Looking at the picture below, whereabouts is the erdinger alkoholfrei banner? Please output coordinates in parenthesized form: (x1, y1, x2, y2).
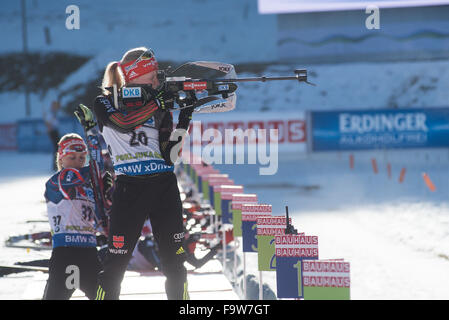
(311, 108, 449, 151)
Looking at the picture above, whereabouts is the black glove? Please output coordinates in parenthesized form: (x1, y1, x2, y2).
(177, 92, 196, 124)
(176, 104, 194, 130)
(74, 104, 96, 131)
(152, 89, 175, 111)
(179, 104, 194, 121)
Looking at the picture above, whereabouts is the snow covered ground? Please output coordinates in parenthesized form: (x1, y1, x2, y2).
(215, 149, 449, 300)
(1, 149, 449, 299)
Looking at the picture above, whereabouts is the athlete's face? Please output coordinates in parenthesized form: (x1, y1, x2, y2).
(60, 152, 87, 170)
(128, 70, 160, 89)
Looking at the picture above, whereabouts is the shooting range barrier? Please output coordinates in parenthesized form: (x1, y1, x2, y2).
(182, 154, 351, 300)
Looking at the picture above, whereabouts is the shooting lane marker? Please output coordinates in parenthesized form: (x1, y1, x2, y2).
(241, 204, 271, 299)
(231, 194, 258, 238)
(302, 260, 350, 300)
(256, 215, 291, 299)
(275, 234, 319, 299)
(192, 164, 218, 194)
(222, 227, 226, 273)
(231, 194, 258, 298)
(218, 185, 244, 224)
(217, 187, 245, 285)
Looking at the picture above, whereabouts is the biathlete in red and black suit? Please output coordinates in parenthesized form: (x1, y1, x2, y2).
(92, 47, 194, 300)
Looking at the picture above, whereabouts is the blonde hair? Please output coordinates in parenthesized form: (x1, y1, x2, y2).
(56, 133, 85, 171)
(101, 47, 150, 95)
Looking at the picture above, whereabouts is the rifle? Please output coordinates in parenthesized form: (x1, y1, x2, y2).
(108, 61, 314, 113)
(76, 105, 113, 235)
(0, 264, 49, 277)
(285, 206, 298, 235)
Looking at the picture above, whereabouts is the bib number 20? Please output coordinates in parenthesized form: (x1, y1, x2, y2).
(129, 131, 148, 146)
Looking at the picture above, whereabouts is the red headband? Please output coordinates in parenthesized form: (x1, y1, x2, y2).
(58, 138, 87, 159)
(118, 53, 158, 83)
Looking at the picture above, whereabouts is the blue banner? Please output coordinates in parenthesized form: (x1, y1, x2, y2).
(311, 108, 449, 151)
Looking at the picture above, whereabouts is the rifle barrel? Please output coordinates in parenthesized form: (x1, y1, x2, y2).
(215, 76, 303, 83)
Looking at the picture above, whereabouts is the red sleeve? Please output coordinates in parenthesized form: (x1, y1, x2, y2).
(93, 95, 158, 133)
(58, 168, 88, 200)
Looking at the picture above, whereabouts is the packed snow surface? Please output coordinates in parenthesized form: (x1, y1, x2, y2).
(1, 149, 449, 299)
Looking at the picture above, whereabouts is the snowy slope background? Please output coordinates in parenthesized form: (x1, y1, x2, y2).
(1, 0, 449, 121)
(1, 0, 449, 300)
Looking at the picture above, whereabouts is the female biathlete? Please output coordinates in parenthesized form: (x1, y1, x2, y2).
(87, 47, 194, 300)
(43, 133, 112, 300)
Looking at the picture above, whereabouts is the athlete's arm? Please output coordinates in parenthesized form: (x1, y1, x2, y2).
(57, 167, 90, 200)
(93, 95, 158, 133)
(159, 108, 193, 166)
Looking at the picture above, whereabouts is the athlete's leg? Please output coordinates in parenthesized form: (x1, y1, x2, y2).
(148, 173, 188, 300)
(42, 248, 75, 300)
(96, 178, 147, 300)
(78, 248, 103, 300)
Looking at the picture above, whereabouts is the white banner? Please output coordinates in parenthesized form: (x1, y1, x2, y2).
(182, 111, 307, 153)
(258, 0, 449, 14)
(178, 111, 306, 175)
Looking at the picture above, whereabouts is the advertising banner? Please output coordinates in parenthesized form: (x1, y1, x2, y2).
(182, 111, 307, 156)
(311, 108, 449, 151)
(231, 194, 258, 237)
(215, 185, 244, 223)
(258, 0, 449, 14)
(275, 235, 319, 298)
(302, 260, 351, 300)
(241, 204, 271, 251)
(257, 216, 291, 271)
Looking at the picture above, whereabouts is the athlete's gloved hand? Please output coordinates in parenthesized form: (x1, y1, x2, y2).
(179, 104, 194, 122)
(151, 89, 175, 111)
(178, 92, 196, 125)
(74, 104, 97, 130)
